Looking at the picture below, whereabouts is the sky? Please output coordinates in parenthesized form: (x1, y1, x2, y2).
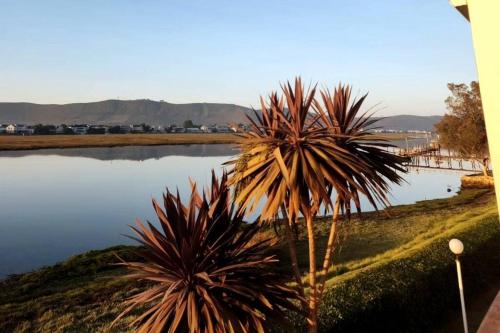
(0, 0, 477, 116)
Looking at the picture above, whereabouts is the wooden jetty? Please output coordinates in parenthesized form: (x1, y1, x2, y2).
(389, 143, 481, 172)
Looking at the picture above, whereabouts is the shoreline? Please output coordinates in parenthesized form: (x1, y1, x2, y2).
(0, 132, 426, 151)
(0, 133, 242, 151)
(1, 190, 497, 332)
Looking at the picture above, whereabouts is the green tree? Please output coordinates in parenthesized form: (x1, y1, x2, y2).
(183, 119, 194, 128)
(33, 124, 56, 135)
(435, 81, 489, 175)
(108, 126, 122, 134)
(60, 124, 74, 135)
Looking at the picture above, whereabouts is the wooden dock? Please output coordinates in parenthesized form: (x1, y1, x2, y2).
(389, 143, 482, 173)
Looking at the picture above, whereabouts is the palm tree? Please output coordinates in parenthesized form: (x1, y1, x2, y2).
(227, 78, 407, 332)
(113, 171, 301, 333)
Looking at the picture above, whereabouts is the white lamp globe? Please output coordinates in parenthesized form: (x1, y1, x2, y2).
(449, 239, 464, 255)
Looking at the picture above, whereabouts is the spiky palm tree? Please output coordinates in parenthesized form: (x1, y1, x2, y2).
(113, 171, 301, 333)
(227, 78, 407, 332)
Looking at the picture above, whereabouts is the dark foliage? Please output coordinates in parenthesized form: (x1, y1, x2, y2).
(313, 217, 500, 333)
(435, 81, 489, 174)
(114, 171, 301, 333)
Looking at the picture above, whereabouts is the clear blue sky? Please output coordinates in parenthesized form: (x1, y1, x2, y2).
(0, 0, 477, 115)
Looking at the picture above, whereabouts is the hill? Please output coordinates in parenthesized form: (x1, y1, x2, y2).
(0, 100, 442, 130)
(375, 115, 442, 132)
(0, 100, 252, 126)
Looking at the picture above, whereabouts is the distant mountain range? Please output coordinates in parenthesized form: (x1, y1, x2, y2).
(0, 99, 442, 131)
(373, 115, 443, 132)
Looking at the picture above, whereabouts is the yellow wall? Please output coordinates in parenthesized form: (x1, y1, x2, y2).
(458, 0, 500, 211)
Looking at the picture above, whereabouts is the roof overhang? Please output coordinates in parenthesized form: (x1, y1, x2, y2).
(449, 0, 470, 21)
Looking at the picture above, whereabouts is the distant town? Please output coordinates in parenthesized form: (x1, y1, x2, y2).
(0, 121, 249, 135)
(0, 122, 432, 136)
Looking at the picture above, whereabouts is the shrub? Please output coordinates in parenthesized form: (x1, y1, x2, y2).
(287, 215, 500, 333)
(114, 171, 302, 332)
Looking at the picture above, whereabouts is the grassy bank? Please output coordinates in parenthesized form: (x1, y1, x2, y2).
(314, 191, 500, 333)
(0, 132, 423, 151)
(0, 133, 241, 151)
(0, 190, 498, 332)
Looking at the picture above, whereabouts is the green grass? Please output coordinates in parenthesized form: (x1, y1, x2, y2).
(0, 189, 498, 332)
(273, 189, 493, 283)
(315, 203, 500, 332)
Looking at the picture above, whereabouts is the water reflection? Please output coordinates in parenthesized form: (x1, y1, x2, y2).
(0, 144, 238, 161)
(0, 144, 468, 277)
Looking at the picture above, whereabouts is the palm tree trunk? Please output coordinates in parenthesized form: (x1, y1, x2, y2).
(317, 200, 341, 300)
(280, 206, 307, 308)
(306, 213, 318, 333)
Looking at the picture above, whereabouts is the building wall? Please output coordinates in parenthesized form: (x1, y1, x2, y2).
(464, 0, 500, 212)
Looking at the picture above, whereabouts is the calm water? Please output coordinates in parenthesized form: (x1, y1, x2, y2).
(0, 144, 468, 277)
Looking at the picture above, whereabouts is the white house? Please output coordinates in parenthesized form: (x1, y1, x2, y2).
(6, 124, 17, 134)
(131, 124, 145, 133)
(200, 125, 217, 133)
(6, 124, 34, 135)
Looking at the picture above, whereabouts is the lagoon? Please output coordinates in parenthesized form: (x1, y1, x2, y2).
(0, 144, 469, 277)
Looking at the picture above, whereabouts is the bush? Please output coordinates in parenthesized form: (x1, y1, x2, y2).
(308, 216, 500, 333)
(461, 173, 494, 189)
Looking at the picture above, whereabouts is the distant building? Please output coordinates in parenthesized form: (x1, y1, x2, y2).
(131, 124, 145, 133)
(70, 125, 89, 135)
(0, 124, 7, 134)
(6, 124, 17, 134)
(238, 124, 250, 132)
(55, 125, 67, 134)
(215, 125, 231, 133)
(200, 125, 217, 133)
(119, 125, 132, 133)
(22, 126, 35, 135)
(6, 124, 33, 135)
(87, 125, 107, 134)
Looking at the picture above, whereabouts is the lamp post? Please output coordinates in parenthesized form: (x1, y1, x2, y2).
(449, 238, 469, 333)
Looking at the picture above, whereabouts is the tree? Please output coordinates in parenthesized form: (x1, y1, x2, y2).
(87, 127, 105, 134)
(60, 124, 74, 135)
(108, 125, 122, 134)
(33, 124, 56, 135)
(227, 78, 406, 332)
(114, 171, 301, 332)
(435, 81, 489, 175)
(183, 119, 194, 128)
(139, 123, 152, 132)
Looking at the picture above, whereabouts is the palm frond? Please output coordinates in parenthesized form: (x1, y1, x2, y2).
(114, 171, 302, 333)
(227, 79, 407, 222)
